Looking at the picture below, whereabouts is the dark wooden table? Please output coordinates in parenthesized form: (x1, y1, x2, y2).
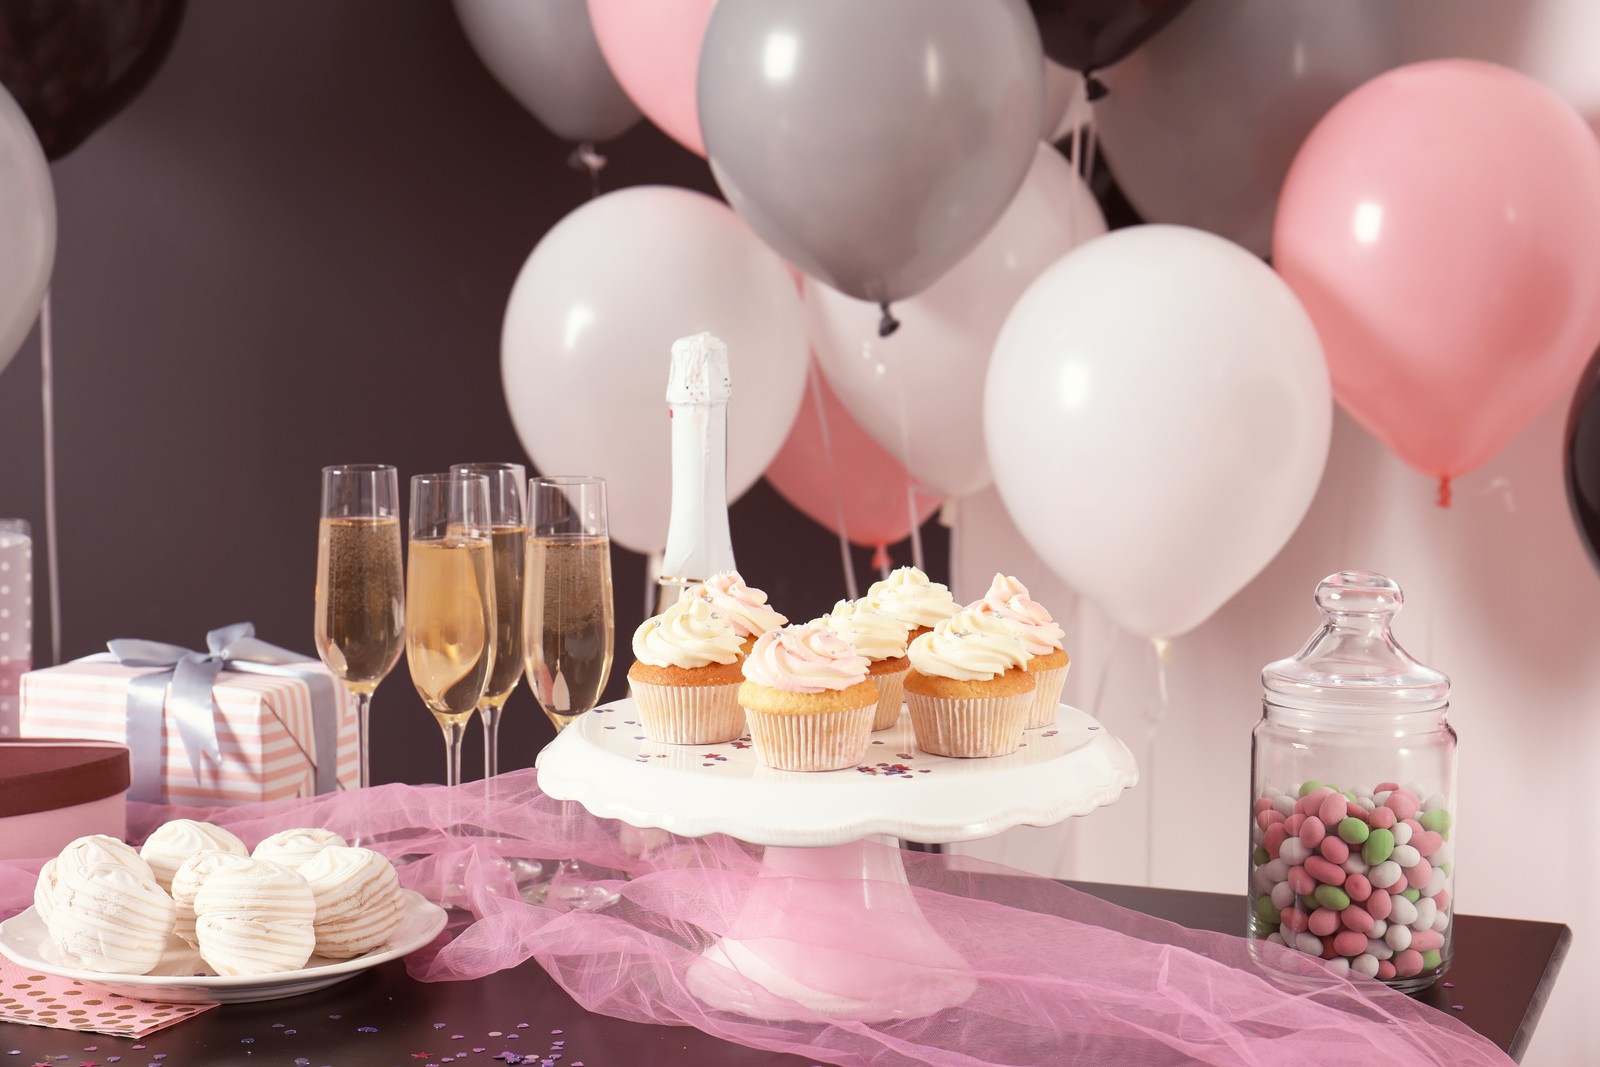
(0, 881, 1568, 1066)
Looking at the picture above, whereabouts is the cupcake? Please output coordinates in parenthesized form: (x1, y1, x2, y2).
(818, 599, 912, 731)
(738, 623, 878, 771)
(682, 570, 787, 653)
(865, 566, 958, 641)
(904, 609, 1034, 758)
(628, 595, 747, 744)
(971, 574, 1070, 729)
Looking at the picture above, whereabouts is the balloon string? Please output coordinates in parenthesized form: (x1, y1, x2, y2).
(40, 290, 61, 666)
(807, 361, 858, 600)
(1083, 108, 1100, 183)
(877, 302, 900, 338)
(907, 481, 925, 573)
(1435, 476, 1452, 509)
(1146, 637, 1173, 885)
(567, 142, 606, 199)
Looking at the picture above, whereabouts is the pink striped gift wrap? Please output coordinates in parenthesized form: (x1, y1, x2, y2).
(17, 660, 358, 805)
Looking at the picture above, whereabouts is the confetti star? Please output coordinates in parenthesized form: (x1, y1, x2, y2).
(414, 1054, 435, 1060)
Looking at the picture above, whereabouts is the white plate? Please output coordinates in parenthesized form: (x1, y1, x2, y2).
(0, 889, 447, 1003)
(536, 700, 1138, 847)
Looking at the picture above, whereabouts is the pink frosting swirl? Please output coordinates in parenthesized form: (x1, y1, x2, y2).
(973, 573, 1064, 656)
(740, 622, 870, 693)
(684, 571, 788, 638)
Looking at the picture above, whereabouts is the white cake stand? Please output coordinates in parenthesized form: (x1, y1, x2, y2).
(535, 698, 1137, 1023)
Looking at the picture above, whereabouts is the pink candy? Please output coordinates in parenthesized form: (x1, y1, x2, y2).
(1366, 889, 1393, 921)
(1376, 960, 1397, 981)
(1367, 806, 1397, 830)
(1434, 888, 1450, 913)
(1280, 907, 1309, 932)
(1413, 830, 1443, 858)
(1340, 906, 1374, 934)
(1383, 790, 1420, 822)
(1393, 949, 1424, 978)
(1304, 856, 1346, 886)
(1318, 793, 1348, 826)
(1299, 816, 1326, 849)
(1411, 929, 1443, 953)
(1309, 908, 1340, 936)
(1408, 857, 1434, 891)
(1344, 874, 1372, 903)
(1257, 808, 1285, 830)
(1286, 813, 1306, 835)
(1264, 824, 1287, 858)
(1288, 866, 1317, 895)
(1318, 836, 1349, 865)
(1333, 930, 1368, 957)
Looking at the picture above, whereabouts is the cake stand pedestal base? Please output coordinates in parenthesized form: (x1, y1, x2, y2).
(685, 838, 977, 1023)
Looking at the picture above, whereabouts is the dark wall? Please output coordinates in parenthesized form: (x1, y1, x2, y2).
(0, 0, 945, 785)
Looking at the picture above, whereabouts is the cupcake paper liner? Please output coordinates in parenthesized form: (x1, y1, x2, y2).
(1024, 664, 1070, 729)
(869, 666, 910, 731)
(629, 680, 744, 745)
(907, 691, 1031, 758)
(743, 702, 876, 772)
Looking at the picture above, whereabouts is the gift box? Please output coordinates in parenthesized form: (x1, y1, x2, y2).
(0, 739, 129, 859)
(17, 624, 358, 806)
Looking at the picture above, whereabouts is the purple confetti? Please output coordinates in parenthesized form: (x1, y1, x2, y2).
(329, 1014, 343, 1020)
(452, 1035, 465, 1040)
(153, 1056, 166, 1061)
(296, 1060, 311, 1066)
(435, 1023, 448, 1029)
(550, 1030, 563, 1036)
(473, 1049, 487, 1055)
(285, 1030, 297, 1036)
(241, 1037, 255, 1044)
(358, 1026, 379, 1033)
(1443, 981, 1455, 988)
(517, 1023, 529, 1029)
(1451, 1004, 1465, 1011)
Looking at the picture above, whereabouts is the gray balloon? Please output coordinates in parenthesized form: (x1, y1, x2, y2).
(1096, 0, 1401, 257)
(699, 0, 1043, 306)
(454, 0, 640, 143)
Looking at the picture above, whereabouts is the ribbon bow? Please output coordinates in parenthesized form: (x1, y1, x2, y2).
(103, 622, 341, 803)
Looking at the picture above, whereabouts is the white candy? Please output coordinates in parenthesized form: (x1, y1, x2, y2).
(1374, 790, 1391, 806)
(1420, 867, 1447, 898)
(1278, 839, 1311, 866)
(1388, 895, 1418, 928)
(1261, 858, 1289, 882)
(1324, 957, 1351, 978)
(1385, 923, 1412, 952)
(1433, 911, 1451, 933)
(1433, 841, 1454, 868)
(1413, 896, 1438, 931)
(1252, 867, 1275, 894)
(1368, 861, 1402, 889)
(1266, 931, 1286, 946)
(1370, 918, 1387, 938)
(1390, 843, 1420, 868)
(1391, 822, 1412, 847)
(1295, 932, 1324, 955)
(1423, 793, 1448, 813)
(1252, 824, 1265, 846)
(1351, 953, 1380, 978)
(1355, 794, 1376, 809)
(1342, 855, 1369, 876)
(1272, 795, 1297, 818)
(1366, 938, 1394, 960)
(1271, 881, 1295, 910)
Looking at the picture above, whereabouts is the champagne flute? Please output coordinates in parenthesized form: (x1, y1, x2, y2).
(315, 464, 404, 790)
(406, 472, 495, 788)
(449, 463, 526, 778)
(524, 476, 615, 909)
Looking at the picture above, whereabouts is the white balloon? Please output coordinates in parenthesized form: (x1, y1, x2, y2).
(807, 144, 1106, 499)
(0, 85, 54, 375)
(985, 225, 1331, 640)
(501, 186, 808, 554)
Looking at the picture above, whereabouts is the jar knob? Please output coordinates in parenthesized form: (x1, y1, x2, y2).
(1314, 571, 1403, 618)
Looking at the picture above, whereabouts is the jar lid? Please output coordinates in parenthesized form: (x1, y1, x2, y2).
(0, 739, 130, 817)
(1262, 571, 1449, 711)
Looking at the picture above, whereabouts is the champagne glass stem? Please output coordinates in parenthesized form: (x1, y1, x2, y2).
(440, 716, 467, 788)
(356, 691, 372, 789)
(480, 703, 502, 779)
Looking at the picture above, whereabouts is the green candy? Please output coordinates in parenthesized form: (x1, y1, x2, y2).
(1362, 827, 1395, 865)
(1256, 895, 1280, 925)
(1420, 808, 1452, 833)
(1402, 888, 1420, 903)
(1338, 817, 1370, 845)
(1301, 893, 1320, 911)
(1421, 949, 1442, 971)
(1342, 791, 1358, 803)
(1313, 885, 1351, 911)
(1254, 846, 1270, 866)
(1440, 862, 1452, 875)
(1298, 781, 1323, 798)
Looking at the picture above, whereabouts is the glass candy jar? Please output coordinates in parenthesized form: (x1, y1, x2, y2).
(1248, 571, 1455, 991)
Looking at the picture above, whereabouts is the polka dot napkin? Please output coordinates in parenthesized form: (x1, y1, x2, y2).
(0, 958, 214, 1037)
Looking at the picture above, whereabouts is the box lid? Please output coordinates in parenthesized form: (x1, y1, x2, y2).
(0, 739, 130, 817)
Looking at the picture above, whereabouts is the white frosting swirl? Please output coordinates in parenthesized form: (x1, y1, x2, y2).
(741, 622, 871, 693)
(866, 567, 958, 629)
(973, 573, 1065, 656)
(633, 595, 744, 669)
(819, 599, 910, 661)
(141, 819, 249, 892)
(682, 571, 787, 638)
(908, 609, 1030, 681)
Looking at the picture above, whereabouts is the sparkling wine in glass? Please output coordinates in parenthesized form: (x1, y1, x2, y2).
(524, 476, 616, 910)
(406, 472, 495, 788)
(315, 464, 405, 790)
(450, 463, 526, 778)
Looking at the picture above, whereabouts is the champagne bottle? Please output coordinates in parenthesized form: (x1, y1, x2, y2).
(656, 332, 737, 612)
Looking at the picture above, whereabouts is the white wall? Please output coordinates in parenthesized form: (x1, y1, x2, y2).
(950, 400, 1600, 1066)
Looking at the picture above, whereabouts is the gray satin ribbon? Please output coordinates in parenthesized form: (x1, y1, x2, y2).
(101, 622, 341, 803)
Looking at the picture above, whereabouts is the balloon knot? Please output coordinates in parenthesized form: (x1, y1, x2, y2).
(567, 141, 607, 198)
(877, 302, 900, 338)
(870, 544, 890, 571)
(1085, 74, 1109, 102)
(1436, 476, 1453, 508)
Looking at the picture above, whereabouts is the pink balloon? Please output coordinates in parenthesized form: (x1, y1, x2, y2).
(588, 0, 713, 156)
(1275, 60, 1600, 502)
(766, 363, 941, 553)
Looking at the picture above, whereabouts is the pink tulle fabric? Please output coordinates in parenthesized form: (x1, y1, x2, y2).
(0, 770, 1512, 1067)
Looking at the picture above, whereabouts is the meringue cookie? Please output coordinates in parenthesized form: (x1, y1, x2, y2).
(297, 846, 405, 958)
(47, 854, 175, 974)
(193, 858, 316, 975)
(251, 827, 347, 871)
(170, 850, 257, 949)
(140, 820, 248, 892)
(33, 858, 59, 926)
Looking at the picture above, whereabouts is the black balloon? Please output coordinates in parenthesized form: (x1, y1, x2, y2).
(0, 0, 185, 160)
(1565, 349, 1600, 575)
(1028, 0, 1192, 74)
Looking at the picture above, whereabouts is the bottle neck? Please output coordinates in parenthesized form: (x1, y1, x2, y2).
(659, 400, 736, 595)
